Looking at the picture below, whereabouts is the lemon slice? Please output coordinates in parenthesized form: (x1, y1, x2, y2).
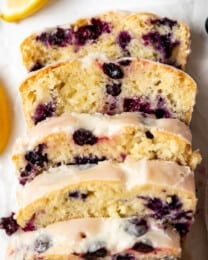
(0, 83, 11, 154)
(0, 0, 49, 22)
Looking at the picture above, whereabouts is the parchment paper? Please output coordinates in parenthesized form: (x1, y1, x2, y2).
(0, 0, 207, 259)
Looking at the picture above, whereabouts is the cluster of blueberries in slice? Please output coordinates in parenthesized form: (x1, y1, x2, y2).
(139, 195, 193, 235)
(142, 18, 179, 65)
(20, 144, 48, 185)
(33, 16, 180, 71)
(32, 60, 173, 125)
(32, 102, 55, 125)
(36, 18, 111, 48)
(0, 212, 36, 235)
(18, 127, 156, 185)
(19, 129, 101, 184)
(103, 62, 172, 118)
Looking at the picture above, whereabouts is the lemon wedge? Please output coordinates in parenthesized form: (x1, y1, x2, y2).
(0, 0, 49, 22)
(0, 83, 11, 154)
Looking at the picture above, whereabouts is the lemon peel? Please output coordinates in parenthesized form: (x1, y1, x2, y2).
(0, 0, 49, 22)
(0, 83, 11, 154)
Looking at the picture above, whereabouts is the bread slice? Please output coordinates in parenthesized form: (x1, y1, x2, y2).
(16, 159, 196, 233)
(12, 112, 201, 185)
(7, 218, 181, 259)
(20, 58, 196, 127)
(20, 11, 190, 71)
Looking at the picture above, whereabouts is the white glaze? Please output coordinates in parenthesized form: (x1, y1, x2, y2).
(13, 112, 192, 154)
(17, 159, 195, 211)
(7, 218, 181, 259)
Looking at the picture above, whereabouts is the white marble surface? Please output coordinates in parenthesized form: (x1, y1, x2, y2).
(0, 0, 208, 259)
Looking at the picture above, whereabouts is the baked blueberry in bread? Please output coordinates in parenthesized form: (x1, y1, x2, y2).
(7, 218, 181, 260)
(20, 11, 190, 71)
(19, 58, 196, 127)
(12, 112, 201, 185)
(16, 159, 196, 233)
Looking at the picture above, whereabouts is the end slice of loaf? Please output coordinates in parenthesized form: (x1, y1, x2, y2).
(12, 112, 201, 185)
(21, 11, 190, 71)
(20, 57, 196, 127)
(7, 218, 181, 260)
(16, 159, 196, 233)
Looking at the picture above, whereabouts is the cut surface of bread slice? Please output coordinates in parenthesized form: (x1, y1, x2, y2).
(7, 218, 181, 260)
(20, 58, 196, 127)
(20, 11, 190, 71)
(12, 112, 201, 185)
(16, 159, 196, 234)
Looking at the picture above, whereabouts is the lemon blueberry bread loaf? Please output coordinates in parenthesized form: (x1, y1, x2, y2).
(12, 112, 201, 185)
(20, 58, 196, 127)
(21, 11, 190, 71)
(7, 218, 181, 260)
(16, 159, 196, 234)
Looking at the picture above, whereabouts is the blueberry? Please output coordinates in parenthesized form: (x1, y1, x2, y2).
(168, 195, 182, 210)
(142, 32, 179, 60)
(103, 63, 124, 79)
(25, 164, 33, 172)
(73, 155, 106, 164)
(68, 191, 89, 200)
(34, 235, 52, 253)
(155, 108, 166, 119)
(25, 144, 48, 167)
(22, 217, 36, 232)
(151, 18, 177, 29)
(20, 164, 32, 177)
(106, 83, 122, 96)
(75, 18, 111, 46)
(113, 253, 135, 260)
(123, 97, 171, 119)
(75, 25, 96, 45)
(19, 165, 34, 185)
(33, 102, 55, 125)
(174, 222, 190, 236)
(125, 218, 148, 237)
(144, 197, 169, 216)
(0, 213, 19, 236)
(123, 98, 142, 112)
(123, 98, 152, 114)
(145, 131, 154, 139)
(30, 62, 43, 72)
(36, 19, 111, 47)
(117, 31, 132, 49)
(91, 18, 111, 34)
(83, 247, 108, 259)
(118, 59, 132, 66)
(138, 196, 169, 219)
(49, 28, 72, 46)
(36, 28, 73, 47)
(132, 242, 154, 253)
(174, 210, 192, 221)
(73, 129, 98, 146)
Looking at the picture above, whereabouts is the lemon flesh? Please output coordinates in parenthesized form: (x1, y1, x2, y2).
(0, 84, 11, 154)
(1, 0, 49, 22)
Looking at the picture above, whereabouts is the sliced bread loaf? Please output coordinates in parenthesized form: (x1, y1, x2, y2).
(20, 58, 196, 127)
(21, 11, 190, 71)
